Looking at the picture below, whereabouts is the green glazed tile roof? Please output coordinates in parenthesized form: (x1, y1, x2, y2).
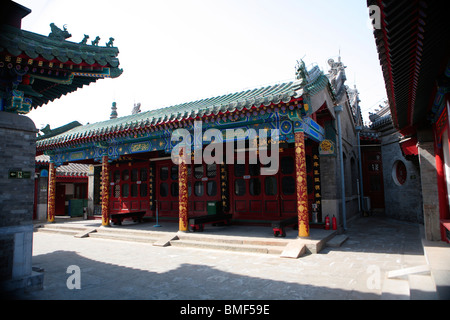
(0, 24, 122, 110)
(37, 81, 302, 148)
(0, 24, 120, 68)
(37, 65, 332, 149)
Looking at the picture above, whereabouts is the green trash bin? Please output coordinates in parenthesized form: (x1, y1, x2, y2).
(207, 201, 222, 215)
(69, 199, 84, 217)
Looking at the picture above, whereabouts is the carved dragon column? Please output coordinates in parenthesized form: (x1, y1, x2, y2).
(101, 155, 110, 227)
(47, 161, 56, 223)
(288, 96, 311, 238)
(178, 148, 188, 232)
(294, 125, 310, 238)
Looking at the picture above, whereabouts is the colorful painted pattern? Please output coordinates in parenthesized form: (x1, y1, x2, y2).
(295, 131, 310, 237)
(178, 148, 188, 231)
(47, 162, 56, 223)
(101, 156, 110, 226)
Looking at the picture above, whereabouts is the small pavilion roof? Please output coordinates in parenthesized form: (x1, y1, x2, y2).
(0, 21, 122, 111)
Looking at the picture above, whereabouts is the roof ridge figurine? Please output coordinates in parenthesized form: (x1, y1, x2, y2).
(295, 59, 308, 86)
(48, 23, 71, 41)
(79, 34, 89, 45)
(106, 37, 115, 47)
(91, 36, 100, 46)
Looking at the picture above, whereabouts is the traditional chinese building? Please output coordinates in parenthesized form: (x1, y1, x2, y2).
(361, 103, 423, 222)
(35, 154, 90, 220)
(0, 0, 121, 294)
(36, 56, 364, 236)
(34, 121, 90, 221)
(367, 0, 450, 242)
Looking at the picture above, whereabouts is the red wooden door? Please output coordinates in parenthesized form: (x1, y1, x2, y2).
(229, 158, 284, 221)
(362, 149, 385, 209)
(156, 160, 179, 217)
(229, 162, 265, 220)
(228, 147, 317, 222)
(55, 184, 66, 216)
(110, 162, 150, 214)
(189, 163, 221, 217)
(305, 144, 319, 217)
(155, 161, 221, 217)
(278, 153, 298, 218)
(262, 172, 280, 219)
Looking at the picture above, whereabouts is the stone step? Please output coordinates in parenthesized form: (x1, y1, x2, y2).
(94, 226, 174, 238)
(381, 265, 440, 300)
(36, 223, 95, 237)
(176, 232, 289, 247)
(171, 232, 288, 255)
(36, 227, 80, 236)
(326, 234, 349, 248)
(381, 278, 410, 300)
(89, 232, 161, 244)
(89, 227, 175, 244)
(169, 239, 285, 255)
(38, 223, 90, 232)
(408, 274, 438, 300)
(280, 240, 306, 259)
(387, 265, 430, 279)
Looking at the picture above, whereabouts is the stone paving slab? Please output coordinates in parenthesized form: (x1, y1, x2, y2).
(7, 216, 448, 301)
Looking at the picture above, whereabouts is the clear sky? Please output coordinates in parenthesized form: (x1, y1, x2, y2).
(16, 0, 387, 130)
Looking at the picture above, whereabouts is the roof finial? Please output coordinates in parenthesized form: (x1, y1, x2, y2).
(110, 102, 118, 119)
(295, 58, 308, 86)
(132, 102, 141, 115)
(48, 23, 71, 41)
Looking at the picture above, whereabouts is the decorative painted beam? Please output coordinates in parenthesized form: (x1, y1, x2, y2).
(42, 108, 325, 165)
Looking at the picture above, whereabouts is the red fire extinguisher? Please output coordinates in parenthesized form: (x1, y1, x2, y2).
(332, 215, 337, 230)
(325, 215, 330, 230)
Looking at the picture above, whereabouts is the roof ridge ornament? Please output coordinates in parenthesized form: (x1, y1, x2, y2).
(106, 37, 115, 47)
(132, 102, 141, 115)
(327, 57, 346, 77)
(48, 23, 71, 41)
(110, 102, 118, 119)
(91, 36, 100, 46)
(295, 59, 308, 86)
(79, 34, 89, 45)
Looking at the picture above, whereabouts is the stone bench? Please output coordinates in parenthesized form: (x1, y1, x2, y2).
(271, 216, 298, 237)
(110, 211, 146, 225)
(188, 214, 232, 232)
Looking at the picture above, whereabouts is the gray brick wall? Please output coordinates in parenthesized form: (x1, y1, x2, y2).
(0, 112, 37, 292)
(417, 129, 441, 241)
(380, 128, 423, 223)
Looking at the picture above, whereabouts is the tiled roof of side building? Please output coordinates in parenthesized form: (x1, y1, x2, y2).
(36, 155, 90, 177)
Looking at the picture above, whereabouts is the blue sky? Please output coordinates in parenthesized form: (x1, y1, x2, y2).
(16, 0, 387, 130)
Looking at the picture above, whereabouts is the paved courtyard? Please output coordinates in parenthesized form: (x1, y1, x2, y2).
(6, 215, 444, 301)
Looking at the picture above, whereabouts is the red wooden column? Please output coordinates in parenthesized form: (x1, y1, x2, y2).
(101, 155, 110, 227)
(178, 148, 188, 232)
(47, 162, 56, 223)
(295, 130, 310, 238)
